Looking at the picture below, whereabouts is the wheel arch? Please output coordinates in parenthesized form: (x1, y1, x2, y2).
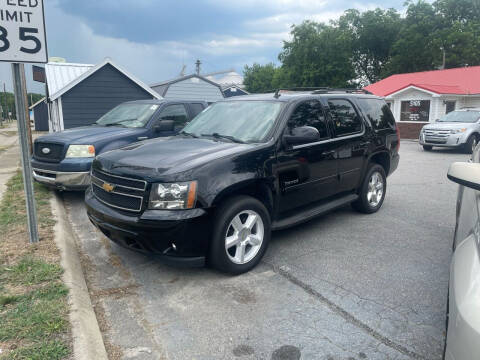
(211, 179, 275, 218)
(368, 151, 391, 176)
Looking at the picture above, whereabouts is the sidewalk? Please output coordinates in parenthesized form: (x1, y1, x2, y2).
(0, 136, 19, 201)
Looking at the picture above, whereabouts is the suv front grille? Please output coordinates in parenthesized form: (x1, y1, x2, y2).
(91, 169, 147, 212)
(34, 142, 65, 162)
(424, 129, 450, 144)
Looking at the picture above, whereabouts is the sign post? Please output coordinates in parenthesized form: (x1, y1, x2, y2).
(1, 0, 48, 244)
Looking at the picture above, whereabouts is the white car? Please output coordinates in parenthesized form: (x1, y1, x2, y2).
(446, 148, 480, 359)
(420, 108, 480, 153)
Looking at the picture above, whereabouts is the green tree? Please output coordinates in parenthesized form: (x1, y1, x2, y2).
(278, 21, 355, 88)
(243, 63, 279, 93)
(337, 8, 401, 84)
(382, 1, 439, 76)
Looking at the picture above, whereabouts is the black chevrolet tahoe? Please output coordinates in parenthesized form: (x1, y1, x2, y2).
(85, 90, 400, 274)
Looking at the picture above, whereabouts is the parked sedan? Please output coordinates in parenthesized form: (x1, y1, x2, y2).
(420, 108, 480, 153)
(445, 149, 480, 359)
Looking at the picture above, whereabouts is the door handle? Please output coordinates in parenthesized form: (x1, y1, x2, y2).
(321, 150, 335, 157)
(137, 136, 148, 141)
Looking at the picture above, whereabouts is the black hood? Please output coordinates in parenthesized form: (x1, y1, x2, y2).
(95, 136, 255, 177)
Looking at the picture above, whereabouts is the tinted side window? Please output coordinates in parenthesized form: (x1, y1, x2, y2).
(287, 100, 329, 139)
(190, 103, 205, 117)
(328, 99, 362, 137)
(159, 104, 189, 131)
(357, 98, 396, 130)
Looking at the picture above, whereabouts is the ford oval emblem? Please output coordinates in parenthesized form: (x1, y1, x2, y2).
(42, 147, 51, 154)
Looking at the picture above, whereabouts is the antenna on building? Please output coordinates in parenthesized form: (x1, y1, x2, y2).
(179, 64, 186, 77)
(195, 59, 201, 75)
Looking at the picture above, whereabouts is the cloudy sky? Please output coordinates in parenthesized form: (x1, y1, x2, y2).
(0, 0, 406, 94)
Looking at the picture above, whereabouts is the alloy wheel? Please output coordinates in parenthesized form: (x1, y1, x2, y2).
(367, 171, 384, 207)
(225, 210, 264, 264)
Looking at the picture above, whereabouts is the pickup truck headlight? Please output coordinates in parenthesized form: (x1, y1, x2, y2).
(65, 145, 95, 158)
(148, 181, 197, 210)
(450, 128, 467, 134)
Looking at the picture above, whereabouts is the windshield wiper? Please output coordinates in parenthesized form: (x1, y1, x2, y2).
(98, 118, 137, 127)
(201, 133, 245, 144)
(180, 131, 199, 138)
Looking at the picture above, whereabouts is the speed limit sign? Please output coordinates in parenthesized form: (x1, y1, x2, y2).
(0, 0, 47, 63)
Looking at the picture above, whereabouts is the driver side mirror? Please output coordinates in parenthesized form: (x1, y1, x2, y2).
(447, 162, 480, 191)
(154, 119, 175, 132)
(283, 126, 320, 146)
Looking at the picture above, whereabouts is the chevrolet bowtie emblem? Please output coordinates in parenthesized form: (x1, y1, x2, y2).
(102, 182, 115, 193)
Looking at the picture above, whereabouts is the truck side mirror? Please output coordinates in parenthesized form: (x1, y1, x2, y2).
(448, 162, 480, 191)
(154, 120, 175, 132)
(283, 126, 320, 146)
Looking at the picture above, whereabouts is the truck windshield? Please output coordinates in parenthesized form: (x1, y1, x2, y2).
(96, 104, 159, 128)
(182, 101, 283, 143)
(437, 110, 480, 123)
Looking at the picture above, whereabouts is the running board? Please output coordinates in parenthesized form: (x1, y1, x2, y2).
(272, 194, 358, 231)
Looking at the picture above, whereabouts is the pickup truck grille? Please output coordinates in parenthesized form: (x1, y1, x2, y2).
(91, 169, 146, 212)
(34, 142, 65, 162)
(423, 129, 450, 144)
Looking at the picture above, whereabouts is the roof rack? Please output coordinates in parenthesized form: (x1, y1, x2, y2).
(273, 87, 372, 98)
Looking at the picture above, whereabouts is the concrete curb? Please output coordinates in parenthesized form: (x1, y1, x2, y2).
(51, 193, 108, 360)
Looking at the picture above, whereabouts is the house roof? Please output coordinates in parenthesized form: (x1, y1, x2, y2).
(47, 58, 162, 101)
(45, 62, 94, 97)
(150, 74, 223, 90)
(207, 71, 244, 87)
(364, 66, 480, 97)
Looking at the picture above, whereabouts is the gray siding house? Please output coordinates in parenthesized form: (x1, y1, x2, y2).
(46, 59, 160, 131)
(151, 74, 224, 103)
(30, 97, 48, 131)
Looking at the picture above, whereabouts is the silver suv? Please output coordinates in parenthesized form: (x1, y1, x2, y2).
(419, 108, 480, 153)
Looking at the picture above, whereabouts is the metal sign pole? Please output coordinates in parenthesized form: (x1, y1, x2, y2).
(12, 63, 39, 244)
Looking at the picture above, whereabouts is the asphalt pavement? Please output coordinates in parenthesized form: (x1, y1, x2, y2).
(63, 141, 469, 360)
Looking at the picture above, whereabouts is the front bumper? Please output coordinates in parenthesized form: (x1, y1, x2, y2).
(31, 157, 93, 190)
(445, 235, 480, 360)
(85, 187, 211, 267)
(32, 168, 90, 190)
(419, 132, 467, 148)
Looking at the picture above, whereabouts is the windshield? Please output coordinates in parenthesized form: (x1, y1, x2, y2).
(96, 103, 159, 128)
(437, 110, 480, 123)
(182, 101, 283, 143)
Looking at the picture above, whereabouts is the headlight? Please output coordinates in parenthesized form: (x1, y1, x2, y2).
(450, 128, 467, 134)
(148, 181, 197, 210)
(66, 145, 95, 158)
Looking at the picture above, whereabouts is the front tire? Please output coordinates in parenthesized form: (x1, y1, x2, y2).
(352, 164, 387, 214)
(463, 134, 478, 154)
(423, 145, 433, 151)
(209, 196, 271, 274)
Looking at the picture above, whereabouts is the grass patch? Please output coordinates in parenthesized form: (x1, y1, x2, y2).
(0, 171, 71, 359)
(0, 171, 54, 231)
(4, 340, 69, 360)
(2, 257, 63, 286)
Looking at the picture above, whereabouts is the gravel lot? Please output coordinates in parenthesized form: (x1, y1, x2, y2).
(63, 141, 468, 360)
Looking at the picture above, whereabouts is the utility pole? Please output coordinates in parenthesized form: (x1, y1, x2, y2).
(195, 59, 201, 75)
(12, 63, 39, 243)
(3, 83, 7, 122)
(19, 64, 34, 154)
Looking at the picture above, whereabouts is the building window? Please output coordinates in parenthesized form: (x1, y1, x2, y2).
(445, 101, 456, 114)
(400, 100, 430, 122)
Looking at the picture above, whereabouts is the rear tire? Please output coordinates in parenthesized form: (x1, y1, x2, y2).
(352, 164, 387, 214)
(209, 196, 271, 274)
(423, 145, 433, 151)
(463, 134, 478, 154)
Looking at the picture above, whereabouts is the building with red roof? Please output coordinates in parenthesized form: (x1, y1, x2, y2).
(364, 66, 480, 138)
